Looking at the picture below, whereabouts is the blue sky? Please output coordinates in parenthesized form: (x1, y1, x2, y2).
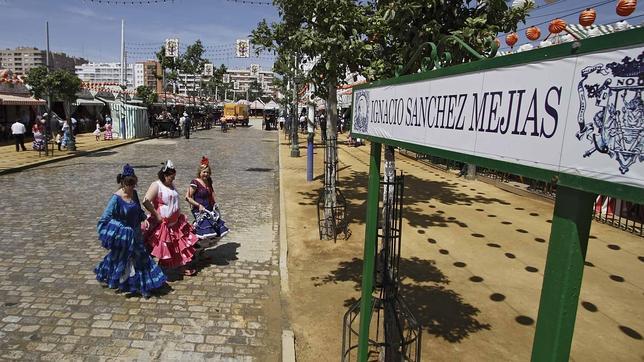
(0, 0, 279, 70)
(0, 0, 641, 68)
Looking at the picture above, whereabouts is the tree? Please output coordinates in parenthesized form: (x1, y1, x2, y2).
(252, 0, 372, 239)
(179, 40, 207, 107)
(363, 0, 533, 79)
(156, 45, 180, 95)
(135, 85, 158, 107)
(156, 40, 208, 107)
(247, 79, 264, 100)
(25, 66, 81, 118)
(201, 64, 228, 100)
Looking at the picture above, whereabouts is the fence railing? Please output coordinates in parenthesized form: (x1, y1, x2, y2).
(398, 148, 643, 236)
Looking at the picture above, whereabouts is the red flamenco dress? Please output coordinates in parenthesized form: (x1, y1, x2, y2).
(143, 180, 198, 268)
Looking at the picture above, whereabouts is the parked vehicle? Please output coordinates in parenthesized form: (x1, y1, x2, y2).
(222, 103, 250, 127)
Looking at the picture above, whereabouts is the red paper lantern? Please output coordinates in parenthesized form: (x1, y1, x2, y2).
(548, 18, 567, 34)
(579, 8, 597, 26)
(505, 32, 519, 47)
(526, 26, 541, 40)
(616, 0, 637, 16)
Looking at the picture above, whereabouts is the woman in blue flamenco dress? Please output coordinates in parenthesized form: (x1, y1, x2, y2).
(185, 156, 229, 240)
(95, 164, 167, 298)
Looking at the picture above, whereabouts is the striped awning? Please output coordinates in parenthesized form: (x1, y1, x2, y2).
(0, 94, 46, 106)
(73, 98, 105, 106)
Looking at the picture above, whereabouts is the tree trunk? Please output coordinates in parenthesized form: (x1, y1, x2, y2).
(323, 79, 338, 237)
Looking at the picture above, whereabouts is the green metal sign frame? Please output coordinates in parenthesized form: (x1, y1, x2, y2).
(351, 28, 644, 361)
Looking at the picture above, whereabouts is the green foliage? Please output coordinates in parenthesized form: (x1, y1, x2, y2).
(200, 64, 229, 99)
(156, 40, 208, 94)
(179, 40, 206, 76)
(364, 0, 533, 79)
(25, 66, 81, 104)
(247, 79, 264, 100)
(135, 85, 158, 107)
(252, 1, 370, 99)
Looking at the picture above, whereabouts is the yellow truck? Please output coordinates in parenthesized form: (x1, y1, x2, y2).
(223, 103, 250, 127)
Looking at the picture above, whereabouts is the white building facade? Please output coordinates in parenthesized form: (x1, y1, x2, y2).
(226, 66, 276, 96)
(176, 72, 202, 96)
(75, 62, 135, 89)
(134, 63, 144, 88)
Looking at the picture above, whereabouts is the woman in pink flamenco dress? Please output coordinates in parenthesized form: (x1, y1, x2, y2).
(142, 160, 198, 276)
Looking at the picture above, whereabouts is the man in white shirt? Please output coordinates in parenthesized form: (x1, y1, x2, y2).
(11, 120, 27, 152)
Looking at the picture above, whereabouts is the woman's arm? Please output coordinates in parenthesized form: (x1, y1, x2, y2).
(142, 182, 162, 222)
(185, 182, 205, 211)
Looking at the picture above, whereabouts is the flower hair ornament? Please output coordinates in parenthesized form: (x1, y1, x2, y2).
(161, 160, 175, 172)
(122, 163, 135, 177)
(201, 156, 209, 167)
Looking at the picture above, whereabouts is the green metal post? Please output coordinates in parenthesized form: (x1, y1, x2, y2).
(531, 185, 595, 361)
(357, 142, 382, 361)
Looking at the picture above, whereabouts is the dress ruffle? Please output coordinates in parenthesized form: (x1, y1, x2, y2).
(98, 219, 135, 250)
(144, 214, 198, 268)
(95, 194, 166, 296)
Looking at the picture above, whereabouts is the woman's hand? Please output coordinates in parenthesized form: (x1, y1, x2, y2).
(198, 204, 205, 212)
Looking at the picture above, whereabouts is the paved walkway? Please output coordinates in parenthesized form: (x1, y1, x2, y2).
(0, 120, 283, 361)
(0, 133, 138, 174)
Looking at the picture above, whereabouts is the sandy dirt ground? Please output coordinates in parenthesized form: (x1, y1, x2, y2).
(279, 133, 643, 362)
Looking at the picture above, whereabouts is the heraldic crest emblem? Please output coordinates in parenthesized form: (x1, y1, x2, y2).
(576, 50, 643, 175)
(353, 90, 369, 133)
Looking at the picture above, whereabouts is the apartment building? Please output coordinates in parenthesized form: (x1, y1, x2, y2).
(134, 60, 162, 93)
(225, 66, 277, 96)
(0, 47, 87, 76)
(75, 62, 135, 89)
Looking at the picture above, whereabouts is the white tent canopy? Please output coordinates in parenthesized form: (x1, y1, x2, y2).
(250, 99, 265, 110)
(264, 100, 280, 110)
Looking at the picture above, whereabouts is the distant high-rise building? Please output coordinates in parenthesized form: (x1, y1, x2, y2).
(134, 60, 162, 93)
(0, 47, 87, 76)
(75, 62, 135, 89)
(177, 72, 203, 96)
(226, 66, 276, 98)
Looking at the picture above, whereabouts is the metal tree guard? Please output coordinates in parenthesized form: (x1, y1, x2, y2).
(342, 172, 421, 361)
(317, 137, 350, 241)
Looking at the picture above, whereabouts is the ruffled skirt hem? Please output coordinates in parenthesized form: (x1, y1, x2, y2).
(145, 214, 198, 268)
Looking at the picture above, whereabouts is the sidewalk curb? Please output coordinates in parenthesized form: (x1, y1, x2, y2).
(278, 133, 290, 294)
(278, 131, 296, 362)
(0, 138, 148, 176)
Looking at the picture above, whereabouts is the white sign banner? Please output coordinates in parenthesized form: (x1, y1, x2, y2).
(203, 63, 213, 77)
(352, 45, 644, 189)
(236, 39, 250, 58)
(165, 38, 179, 58)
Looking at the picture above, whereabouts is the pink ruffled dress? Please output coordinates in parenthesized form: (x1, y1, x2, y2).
(144, 181, 198, 268)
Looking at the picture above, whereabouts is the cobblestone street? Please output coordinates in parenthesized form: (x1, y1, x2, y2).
(0, 120, 283, 361)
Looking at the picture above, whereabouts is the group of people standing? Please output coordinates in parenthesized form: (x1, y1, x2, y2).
(94, 157, 229, 298)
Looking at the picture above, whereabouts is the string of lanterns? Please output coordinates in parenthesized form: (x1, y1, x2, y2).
(80, 82, 136, 95)
(85, 0, 176, 4)
(503, 0, 638, 49)
(84, 0, 271, 5)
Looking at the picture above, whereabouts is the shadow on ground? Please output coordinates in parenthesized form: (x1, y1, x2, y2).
(298, 168, 514, 230)
(313, 257, 490, 342)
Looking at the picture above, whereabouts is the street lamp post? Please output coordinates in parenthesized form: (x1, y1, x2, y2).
(290, 56, 300, 157)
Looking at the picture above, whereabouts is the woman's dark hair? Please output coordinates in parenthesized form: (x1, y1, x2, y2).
(116, 174, 138, 186)
(157, 168, 176, 181)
